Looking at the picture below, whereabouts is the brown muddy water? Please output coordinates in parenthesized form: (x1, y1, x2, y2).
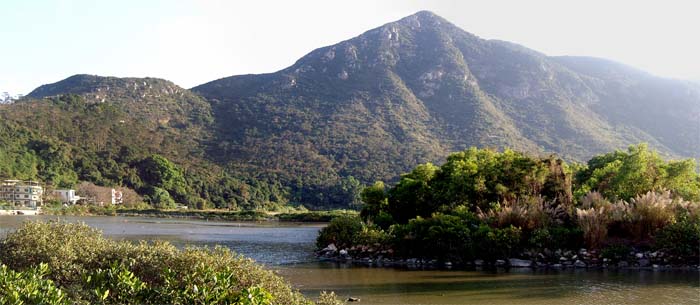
(1, 215, 698, 304)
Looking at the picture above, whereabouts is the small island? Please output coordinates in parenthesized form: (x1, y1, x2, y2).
(316, 144, 700, 270)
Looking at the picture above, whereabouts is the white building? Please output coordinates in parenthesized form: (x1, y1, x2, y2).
(0, 180, 43, 208)
(53, 189, 81, 205)
(111, 189, 123, 205)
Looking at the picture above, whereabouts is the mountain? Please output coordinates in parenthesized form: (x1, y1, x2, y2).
(193, 11, 700, 193)
(4, 11, 699, 209)
(1, 75, 290, 210)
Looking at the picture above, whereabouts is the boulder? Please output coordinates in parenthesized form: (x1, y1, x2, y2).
(474, 259, 484, 266)
(618, 261, 629, 268)
(638, 258, 651, 267)
(574, 260, 586, 268)
(323, 244, 338, 253)
(509, 258, 532, 267)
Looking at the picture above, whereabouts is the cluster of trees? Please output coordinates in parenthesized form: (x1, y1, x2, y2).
(319, 144, 700, 262)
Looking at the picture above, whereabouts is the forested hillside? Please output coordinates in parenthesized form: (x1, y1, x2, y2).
(1, 76, 291, 210)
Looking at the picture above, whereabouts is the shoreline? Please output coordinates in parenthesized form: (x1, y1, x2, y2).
(316, 256, 700, 271)
(317, 246, 700, 272)
(0, 209, 40, 216)
(32, 207, 353, 223)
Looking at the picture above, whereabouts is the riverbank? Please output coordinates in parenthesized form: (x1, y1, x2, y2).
(0, 208, 40, 216)
(317, 244, 700, 271)
(41, 205, 356, 222)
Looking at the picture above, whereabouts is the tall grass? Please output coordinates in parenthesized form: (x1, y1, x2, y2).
(576, 207, 610, 249)
(627, 191, 676, 239)
(479, 196, 568, 231)
(576, 190, 700, 247)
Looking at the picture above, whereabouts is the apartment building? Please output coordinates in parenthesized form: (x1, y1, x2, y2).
(0, 180, 43, 208)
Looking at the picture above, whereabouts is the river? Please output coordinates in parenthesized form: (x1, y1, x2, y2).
(0, 215, 698, 304)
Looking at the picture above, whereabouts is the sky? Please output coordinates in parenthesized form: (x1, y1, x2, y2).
(2, 0, 699, 95)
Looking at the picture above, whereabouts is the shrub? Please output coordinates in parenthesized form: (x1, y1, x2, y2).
(372, 211, 395, 231)
(528, 228, 552, 250)
(548, 226, 584, 250)
(0, 221, 322, 305)
(353, 226, 390, 247)
(316, 292, 344, 305)
(528, 226, 584, 251)
(316, 216, 363, 249)
(391, 213, 475, 261)
(0, 263, 68, 305)
(654, 213, 700, 261)
(83, 262, 148, 304)
(0, 221, 112, 285)
(473, 225, 522, 260)
(600, 244, 632, 263)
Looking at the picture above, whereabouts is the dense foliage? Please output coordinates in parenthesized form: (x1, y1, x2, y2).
(0, 221, 340, 305)
(0, 263, 67, 305)
(318, 145, 700, 263)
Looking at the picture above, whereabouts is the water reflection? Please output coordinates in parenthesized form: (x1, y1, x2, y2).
(278, 262, 700, 305)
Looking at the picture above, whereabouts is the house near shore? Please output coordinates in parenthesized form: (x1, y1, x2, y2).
(0, 180, 43, 208)
(53, 189, 81, 205)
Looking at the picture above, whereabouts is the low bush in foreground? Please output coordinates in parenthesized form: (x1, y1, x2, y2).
(0, 221, 340, 305)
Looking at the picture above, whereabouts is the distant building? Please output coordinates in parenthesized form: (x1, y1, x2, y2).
(0, 180, 43, 208)
(53, 189, 81, 205)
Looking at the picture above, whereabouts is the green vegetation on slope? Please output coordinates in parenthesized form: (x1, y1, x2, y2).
(317, 144, 700, 264)
(0, 91, 293, 210)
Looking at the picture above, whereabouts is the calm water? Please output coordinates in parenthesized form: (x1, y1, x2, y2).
(1, 215, 698, 305)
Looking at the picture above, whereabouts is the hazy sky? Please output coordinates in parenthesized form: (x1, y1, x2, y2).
(2, 0, 699, 94)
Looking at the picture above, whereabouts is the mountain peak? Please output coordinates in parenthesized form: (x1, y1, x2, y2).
(405, 10, 449, 22)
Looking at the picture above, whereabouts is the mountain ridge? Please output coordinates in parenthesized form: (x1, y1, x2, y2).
(193, 10, 698, 185)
